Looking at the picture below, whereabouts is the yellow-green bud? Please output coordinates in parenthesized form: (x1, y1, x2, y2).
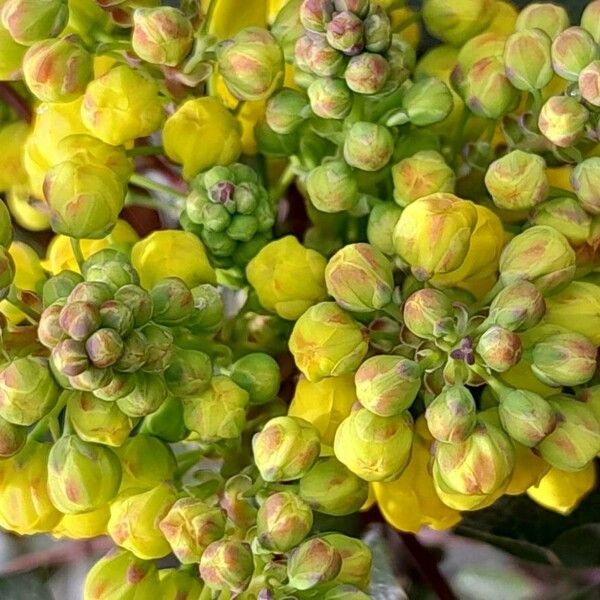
(0, 357, 58, 426)
(257, 491, 313, 552)
(344, 52, 389, 94)
(48, 435, 121, 514)
(538, 96, 589, 148)
(551, 26, 597, 82)
(538, 396, 600, 471)
(164, 348, 212, 398)
(159, 498, 226, 564)
(334, 407, 413, 482)
(252, 415, 320, 482)
(571, 157, 600, 215)
(326, 10, 364, 55)
(39, 303, 65, 348)
(503, 28, 553, 92)
(59, 301, 101, 341)
(364, 4, 391, 53)
(1, 0, 67, 46)
(94, 372, 136, 403)
(140, 323, 173, 372)
(289, 302, 368, 382)
(530, 197, 592, 246)
(306, 160, 359, 213)
(99, 300, 134, 337)
(68, 281, 112, 306)
(498, 389, 556, 447)
(367, 202, 402, 256)
(403, 288, 455, 340)
(52, 338, 89, 376)
(579, 60, 600, 107)
(287, 537, 342, 590)
(485, 150, 548, 210)
(308, 78, 353, 120)
(0, 201, 13, 248)
(300, 0, 334, 33)
(150, 277, 194, 325)
(229, 352, 280, 405)
(0, 246, 15, 295)
(83, 250, 140, 292)
(499, 226, 576, 295)
(299, 35, 346, 77)
(68, 366, 112, 393)
(158, 569, 203, 600)
(114, 331, 148, 373)
(426, 385, 477, 443)
(323, 533, 371, 590)
(582, 0, 600, 42)
(132, 7, 193, 67)
(140, 395, 188, 443)
(114, 285, 154, 327)
(43, 271, 84, 306)
(116, 373, 168, 418)
(344, 121, 394, 172)
(403, 77, 454, 126)
(86, 328, 124, 369)
(487, 281, 546, 332)
(298, 456, 369, 516)
(476, 326, 522, 372)
(515, 2, 569, 39)
(266, 88, 309, 134)
(0, 415, 26, 458)
(199, 540, 254, 594)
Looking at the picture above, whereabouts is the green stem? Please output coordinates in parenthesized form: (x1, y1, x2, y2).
(5, 295, 39, 323)
(70, 237, 86, 270)
(381, 302, 403, 321)
(470, 363, 510, 396)
(451, 106, 471, 169)
(126, 145, 164, 157)
(269, 159, 298, 203)
(201, 0, 217, 34)
(129, 173, 188, 200)
(530, 88, 543, 115)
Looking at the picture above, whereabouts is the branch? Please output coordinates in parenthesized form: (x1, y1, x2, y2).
(0, 82, 32, 124)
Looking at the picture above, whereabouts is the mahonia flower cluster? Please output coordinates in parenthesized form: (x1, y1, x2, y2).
(1, 0, 600, 598)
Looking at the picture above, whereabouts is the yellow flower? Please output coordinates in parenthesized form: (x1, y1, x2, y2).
(52, 505, 110, 540)
(0, 241, 47, 324)
(484, 0, 518, 35)
(247, 236, 327, 320)
(0, 121, 29, 192)
(201, 0, 268, 39)
(6, 186, 50, 232)
(131, 230, 216, 289)
(42, 219, 139, 275)
(288, 374, 357, 447)
(163, 97, 242, 179)
(527, 463, 596, 515)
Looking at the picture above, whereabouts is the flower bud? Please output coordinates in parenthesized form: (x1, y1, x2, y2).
(164, 348, 212, 398)
(47, 434, 121, 515)
(266, 88, 309, 134)
(551, 26, 597, 82)
(298, 456, 369, 515)
(403, 77, 454, 126)
(403, 288, 455, 340)
(300, 0, 334, 33)
(325, 243, 394, 312)
(158, 569, 203, 600)
(94, 371, 136, 403)
(334, 408, 414, 482)
(344, 52, 388, 94)
(364, 4, 391, 53)
(188, 284, 223, 334)
(391, 150, 455, 207)
(306, 160, 359, 213)
(99, 301, 134, 338)
(114, 331, 148, 373)
(220, 473, 257, 532)
(252, 416, 320, 481)
(83, 250, 139, 291)
(531, 333, 597, 388)
(114, 285, 153, 327)
(426, 385, 477, 443)
(132, 7, 193, 67)
(344, 121, 393, 172)
(287, 537, 342, 590)
(394, 194, 478, 281)
(0, 246, 15, 295)
(289, 302, 368, 382)
(0, 201, 13, 248)
(579, 60, 600, 107)
(52, 338, 89, 376)
(68, 281, 112, 306)
(515, 2, 569, 39)
(326, 10, 363, 55)
(307, 78, 353, 120)
(140, 395, 187, 443)
(571, 157, 600, 215)
(488, 282, 545, 332)
(84, 548, 160, 600)
(109, 483, 177, 560)
(0, 416, 26, 458)
(498, 389, 556, 447)
(159, 498, 226, 564)
(1, 0, 67, 45)
(0, 357, 58, 426)
(149, 277, 194, 325)
(218, 27, 284, 101)
(582, 0, 600, 42)
(43, 271, 83, 306)
(355, 355, 421, 417)
(59, 301, 101, 341)
(86, 328, 124, 369)
(538, 396, 600, 471)
(200, 540, 254, 593)
(530, 197, 591, 246)
(499, 226, 576, 295)
(38, 303, 64, 348)
(117, 373, 168, 418)
(257, 491, 313, 552)
(538, 96, 589, 148)
(485, 150, 548, 211)
(503, 28, 553, 92)
(141, 323, 173, 373)
(476, 326, 522, 372)
(323, 532, 371, 590)
(229, 353, 280, 405)
(23, 36, 93, 103)
(68, 365, 113, 393)
(367, 202, 402, 256)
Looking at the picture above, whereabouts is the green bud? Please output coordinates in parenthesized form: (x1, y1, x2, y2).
(392, 150, 455, 207)
(0, 201, 13, 248)
(99, 300, 135, 337)
(48, 435, 121, 513)
(300, 0, 333, 33)
(538, 395, 600, 471)
(68, 366, 112, 393)
(38, 303, 65, 348)
(538, 96, 589, 148)
(287, 537, 342, 590)
(86, 328, 124, 369)
(114, 285, 153, 327)
(484, 150, 548, 210)
(0, 415, 26, 458)
(344, 52, 388, 94)
(67, 390, 136, 447)
(551, 26, 597, 82)
(164, 348, 211, 398)
(141, 323, 174, 373)
(364, 4, 391, 53)
(68, 281, 113, 306)
(114, 330, 148, 373)
(297, 35, 346, 77)
(140, 395, 188, 443)
(94, 372, 136, 402)
(499, 226, 576, 295)
(117, 372, 168, 418)
(108, 483, 177, 560)
(23, 36, 93, 102)
(229, 352, 280, 404)
(59, 301, 101, 341)
(579, 60, 600, 107)
(334, 0, 369, 17)
(426, 385, 477, 443)
(306, 160, 359, 213)
(266, 88, 309, 134)
(158, 569, 203, 600)
(220, 473, 258, 531)
(323, 533, 371, 590)
(530, 197, 592, 246)
(0, 357, 58, 426)
(307, 78, 353, 120)
(355, 355, 421, 416)
(199, 540, 254, 594)
(498, 389, 556, 447)
(159, 497, 226, 564)
(43, 270, 83, 306)
(334, 407, 414, 482)
(326, 10, 363, 55)
(325, 243, 394, 313)
(252, 416, 320, 482)
(324, 585, 371, 600)
(488, 281, 545, 332)
(476, 326, 522, 373)
(515, 2, 569, 39)
(571, 157, 600, 215)
(403, 288, 455, 340)
(83, 250, 139, 291)
(1, 0, 68, 45)
(218, 27, 284, 101)
(367, 202, 402, 256)
(257, 491, 313, 552)
(84, 548, 160, 600)
(182, 375, 248, 442)
(150, 277, 194, 325)
(0, 246, 15, 295)
(531, 332, 597, 388)
(582, 0, 600, 42)
(344, 122, 393, 172)
(52, 338, 89, 376)
(271, 0, 304, 61)
(132, 7, 193, 67)
(503, 28, 553, 92)
(403, 77, 454, 126)
(298, 456, 369, 516)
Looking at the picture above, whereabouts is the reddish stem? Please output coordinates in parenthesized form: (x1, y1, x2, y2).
(0, 82, 32, 124)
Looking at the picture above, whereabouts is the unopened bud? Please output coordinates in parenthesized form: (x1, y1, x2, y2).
(199, 540, 254, 594)
(52, 338, 89, 376)
(114, 285, 153, 327)
(403, 77, 454, 126)
(571, 157, 600, 215)
(344, 52, 388, 94)
(306, 160, 359, 213)
(403, 288, 455, 340)
(344, 121, 394, 171)
(164, 348, 212, 398)
(307, 78, 353, 120)
(503, 28, 553, 92)
(99, 300, 135, 337)
(426, 385, 477, 443)
(287, 537, 342, 590)
(326, 10, 363, 55)
(487, 281, 545, 332)
(551, 26, 597, 82)
(476, 326, 522, 372)
(266, 89, 309, 134)
(229, 352, 280, 405)
(1, 0, 68, 45)
(86, 328, 124, 369)
(0, 416, 26, 458)
(150, 277, 194, 325)
(43, 271, 83, 306)
(116, 372, 168, 418)
(538, 96, 589, 148)
(323, 532, 371, 590)
(515, 2, 569, 39)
